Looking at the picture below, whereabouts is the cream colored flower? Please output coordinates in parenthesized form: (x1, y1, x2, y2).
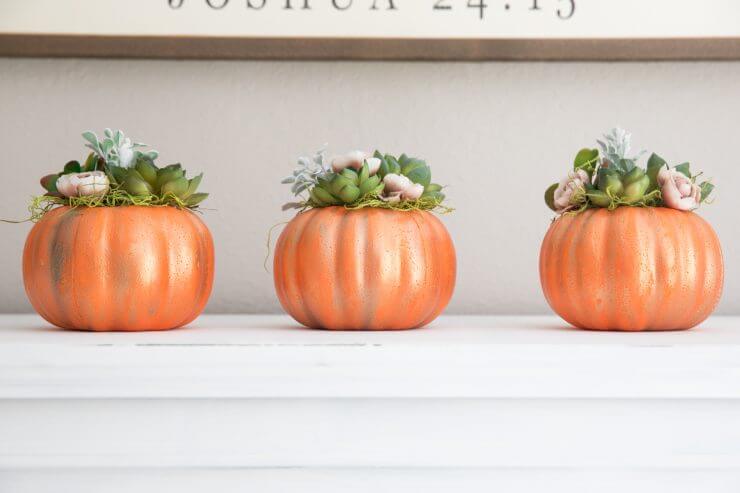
(658, 167, 701, 211)
(404, 183, 424, 200)
(56, 171, 110, 198)
(382, 173, 424, 202)
(331, 150, 366, 173)
(365, 157, 381, 176)
(553, 169, 589, 212)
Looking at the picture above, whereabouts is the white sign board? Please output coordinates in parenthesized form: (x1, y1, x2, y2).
(1, 0, 739, 59)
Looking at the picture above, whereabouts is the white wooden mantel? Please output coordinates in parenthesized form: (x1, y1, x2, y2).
(1, 314, 740, 492)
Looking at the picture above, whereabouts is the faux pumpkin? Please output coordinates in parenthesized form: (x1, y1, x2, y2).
(540, 207, 723, 331)
(23, 206, 214, 331)
(274, 206, 456, 330)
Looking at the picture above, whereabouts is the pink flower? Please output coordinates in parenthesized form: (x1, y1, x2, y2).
(331, 151, 381, 176)
(553, 169, 589, 212)
(658, 167, 701, 211)
(331, 151, 366, 172)
(381, 173, 424, 202)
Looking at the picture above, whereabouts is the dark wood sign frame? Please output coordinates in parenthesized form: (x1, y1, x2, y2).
(1, 34, 739, 60)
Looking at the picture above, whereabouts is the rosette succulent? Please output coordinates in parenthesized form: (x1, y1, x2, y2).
(545, 127, 714, 214)
(37, 130, 208, 210)
(283, 148, 446, 210)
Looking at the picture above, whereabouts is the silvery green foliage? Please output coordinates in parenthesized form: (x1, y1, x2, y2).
(282, 146, 332, 197)
(597, 127, 645, 173)
(82, 129, 159, 168)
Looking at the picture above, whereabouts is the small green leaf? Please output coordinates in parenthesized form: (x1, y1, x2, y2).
(340, 168, 359, 185)
(385, 155, 401, 175)
(185, 173, 203, 198)
(544, 183, 558, 211)
(329, 174, 355, 197)
(401, 159, 431, 187)
(421, 190, 445, 202)
(161, 163, 182, 172)
(597, 168, 624, 196)
(135, 158, 159, 186)
(646, 153, 666, 191)
(40, 174, 59, 192)
(185, 193, 209, 207)
(122, 175, 154, 196)
(63, 161, 81, 174)
(622, 166, 646, 186)
(377, 155, 389, 178)
(81, 153, 95, 172)
(161, 176, 189, 198)
(622, 175, 650, 204)
(358, 163, 369, 183)
(674, 162, 691, 178)
(311, 187, 338, 206)
(359, 175, 380, 196)
(337, 184, 361, 203)
(426, 183, 443, 193)
(700, 182, 715, 202)
(156, 168, 185, 192)
(107, 165, 127, 185)
(573, 148, 599, 172)
(587, 189, 611, 208)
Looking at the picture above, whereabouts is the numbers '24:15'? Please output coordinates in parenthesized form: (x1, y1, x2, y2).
(434, 0, 575, 20)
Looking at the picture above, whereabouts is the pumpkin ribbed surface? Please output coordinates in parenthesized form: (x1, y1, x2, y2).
(23, 206, 214, 331)
(540, 207, 723, 331)
(274, 207, 456, 330)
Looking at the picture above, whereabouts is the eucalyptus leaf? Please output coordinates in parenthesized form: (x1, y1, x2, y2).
(82, 131, 99, 147)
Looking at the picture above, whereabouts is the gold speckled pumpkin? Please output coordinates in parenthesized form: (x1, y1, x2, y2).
(23, 206, 214, 331)
(274, 206, 456, 330)
(540, 207, 723, 331)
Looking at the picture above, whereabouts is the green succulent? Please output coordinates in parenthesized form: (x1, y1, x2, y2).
(285, 149, 446, 210)
(109, 160, 208, 207)
(309, 163, 384, 206)
(545, 127, 714, 213)
(38, 130, 208, 209)
(375, 152, 445, 203)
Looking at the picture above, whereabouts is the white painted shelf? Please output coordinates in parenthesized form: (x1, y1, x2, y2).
(1, 314, 740, 493)
(1, 314, 740, 399)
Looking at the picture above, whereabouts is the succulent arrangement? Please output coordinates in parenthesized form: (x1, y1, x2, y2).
(33, 129, 207, 218)
(545, 127, 714, 214)
(282, 148, 448, 211)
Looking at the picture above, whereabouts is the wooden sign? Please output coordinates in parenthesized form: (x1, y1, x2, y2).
(1, 0, 739, 60)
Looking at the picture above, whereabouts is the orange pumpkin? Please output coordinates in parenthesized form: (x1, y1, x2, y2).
(540, 207, 723, 331)
(23, 206, 214, 331)
(274, 206, 456, 330)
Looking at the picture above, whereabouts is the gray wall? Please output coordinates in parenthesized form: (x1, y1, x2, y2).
(1, 58, 738, 314)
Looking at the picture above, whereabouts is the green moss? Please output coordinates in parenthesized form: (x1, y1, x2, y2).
(25, 187, 205, 223)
